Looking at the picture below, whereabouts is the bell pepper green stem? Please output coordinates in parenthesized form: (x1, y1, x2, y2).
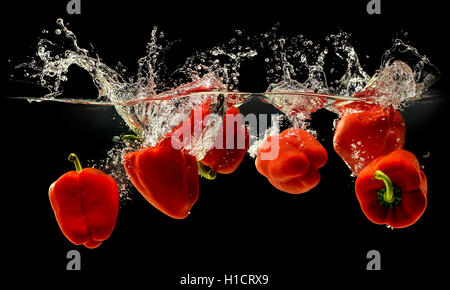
(198, 162, 217, 180)
(68, 153, 82, 173)
(122, 134, 143, 143)
(374, 170, 395, 203)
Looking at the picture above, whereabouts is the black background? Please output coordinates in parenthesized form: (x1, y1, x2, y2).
(3, 0, 449, 287)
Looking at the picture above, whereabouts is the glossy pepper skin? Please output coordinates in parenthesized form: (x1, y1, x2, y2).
(355, 149, 427, 228)
(49, 153, 119, 249)
(255, 128, 328, 194)
(175, 99, 249, 175)
(333, 104, 406, 175)
(199, 105, 249, 174)
(123, 136, 199, 219)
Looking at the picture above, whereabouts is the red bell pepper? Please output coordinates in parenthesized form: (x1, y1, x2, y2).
(199, 105, 249, 174)
(355, 149, 427, 228)
(174, 98, 249, 175)
(123, 135, 200, 219)
(255, 128, 328, 194)
(333, 103, 406, 174)
(49, 153, 119, 249)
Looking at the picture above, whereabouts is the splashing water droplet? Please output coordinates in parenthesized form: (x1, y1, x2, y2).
(12, 21, 441, 196)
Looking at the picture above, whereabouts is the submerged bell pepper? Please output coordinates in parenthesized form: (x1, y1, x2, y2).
(200, 105, 249, 174)
(333, 104, 406, 174)
(123, 135, 199, 219)
(49, 153, 119, 249)
(174, 98, 249, 175)
(355, 149, 427, 228)
(255, 128, 328, 194)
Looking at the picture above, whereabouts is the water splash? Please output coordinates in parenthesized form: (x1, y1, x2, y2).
(10, 20, 441, 171)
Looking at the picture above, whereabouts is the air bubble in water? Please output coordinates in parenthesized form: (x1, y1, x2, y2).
(14, 20, 441, 203)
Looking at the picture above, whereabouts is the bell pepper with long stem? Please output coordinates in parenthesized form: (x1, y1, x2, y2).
(355, 149, 427, 228)
(49, 153, 119, 249)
